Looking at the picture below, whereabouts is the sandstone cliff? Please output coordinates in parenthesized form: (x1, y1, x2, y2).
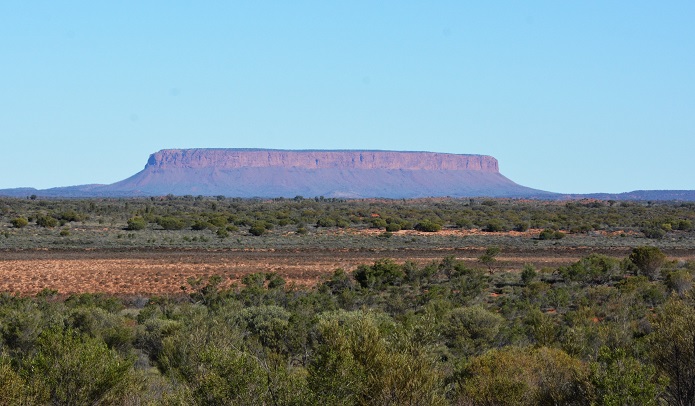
(145, 149, 500, 172)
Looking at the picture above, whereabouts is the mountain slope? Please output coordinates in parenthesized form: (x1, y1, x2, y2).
(100, 149, 552, 198)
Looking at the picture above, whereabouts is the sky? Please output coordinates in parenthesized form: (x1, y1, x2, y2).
(1, 2, 693, 194)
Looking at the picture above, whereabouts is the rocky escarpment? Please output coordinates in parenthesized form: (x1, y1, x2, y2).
(99, 149, 549, 198)
(145, 149, 500, 172)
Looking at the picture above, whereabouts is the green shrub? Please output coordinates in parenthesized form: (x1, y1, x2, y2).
(58, 210, 84, 222)
(353, 259, 405, 289)
(521, 264, 537, 285)
(414, 220, 442, 232)
(370, 218, 387, 229)
(316, 218, 336, 228)
(126, 216, 147, 231)
(36, 215, 58, 228)
(249, 222, 268, 236)
(10, 217, 28, 228)
(641, 226, 666, 239)
(676, 219, 693, 231)
(484, 219, 506, 232)
(514, 222, 530, 232)
(456, 218, 474, 229)
(156, 216, 186, 230)
(560, 254, 621, 284)
(629, 246, 666, 280)
(29, 328, 136, 405)
(539, 229, 565, 240)
(385, 223, 401, 232)
(191, 220, 212, 231)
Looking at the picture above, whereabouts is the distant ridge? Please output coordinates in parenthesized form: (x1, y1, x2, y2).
(569, 190, 695, 202)
(1, 149, 692, 200)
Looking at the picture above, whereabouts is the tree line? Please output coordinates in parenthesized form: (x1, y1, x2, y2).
(3, 196, 694, 240)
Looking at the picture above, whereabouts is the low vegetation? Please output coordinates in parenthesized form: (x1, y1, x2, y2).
(0, 250, 692, 404)
(1, 196, 695, 251)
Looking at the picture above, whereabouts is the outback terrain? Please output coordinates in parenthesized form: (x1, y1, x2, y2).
(2, 196, 694, 295)
(2, 196, 695, 404)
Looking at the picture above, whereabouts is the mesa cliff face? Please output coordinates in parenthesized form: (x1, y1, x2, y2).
(145, 149, 500, 172)
(100, 148, 549, 198)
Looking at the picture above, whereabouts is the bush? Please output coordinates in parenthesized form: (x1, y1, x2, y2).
(676, 219, 693, 231)
(353, 259, 405, 289)
(483, 220, 506, 232)
(190, 220, 212, 231)
(385, 223, 401, 232)
(629, 246, 666, 280)
(316, 218, 337, 228)
(36, 215, 58, 228)
(156, 216, 186, 230)
(370, 218, 387, 229)
(10, 217, 28, 228)
(539, 229, 565, 240)
(29, 328, 136, 405)
(514, 222, 530, 232)
(641, 226, 666, 239)
(521, 264, 537, 285)
(414, 220, 442, 232)
(444, 305, 503, 355)
(457, 346, 589, 405)
(456, 218, 474, 229)
(249, 222, 268, 236)
(58, 210, 84, 222)
(126, 216, 147, 231)
(560, 254, 621, 284)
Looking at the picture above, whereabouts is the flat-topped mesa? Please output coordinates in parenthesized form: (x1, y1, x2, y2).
(146, 149, 500, 172)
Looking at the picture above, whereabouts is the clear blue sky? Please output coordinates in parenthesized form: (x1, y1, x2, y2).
(1, 2, 693, 194)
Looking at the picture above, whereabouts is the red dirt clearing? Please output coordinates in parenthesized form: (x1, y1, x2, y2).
(0, 248, 692, 295)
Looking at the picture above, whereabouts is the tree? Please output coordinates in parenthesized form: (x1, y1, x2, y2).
(629, 246, 666, 280)
(478, 246, 501, 272)
(589, 346, 665, 405)
(308, 310, 446, 405)
(521, 264, 537, 285)
(649, 298, 695, 405)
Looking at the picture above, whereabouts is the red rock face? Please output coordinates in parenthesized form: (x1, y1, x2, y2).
(146, 149, 500, 172)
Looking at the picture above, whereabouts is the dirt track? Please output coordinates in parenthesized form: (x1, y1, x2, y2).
(1, 247, 693, 295)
